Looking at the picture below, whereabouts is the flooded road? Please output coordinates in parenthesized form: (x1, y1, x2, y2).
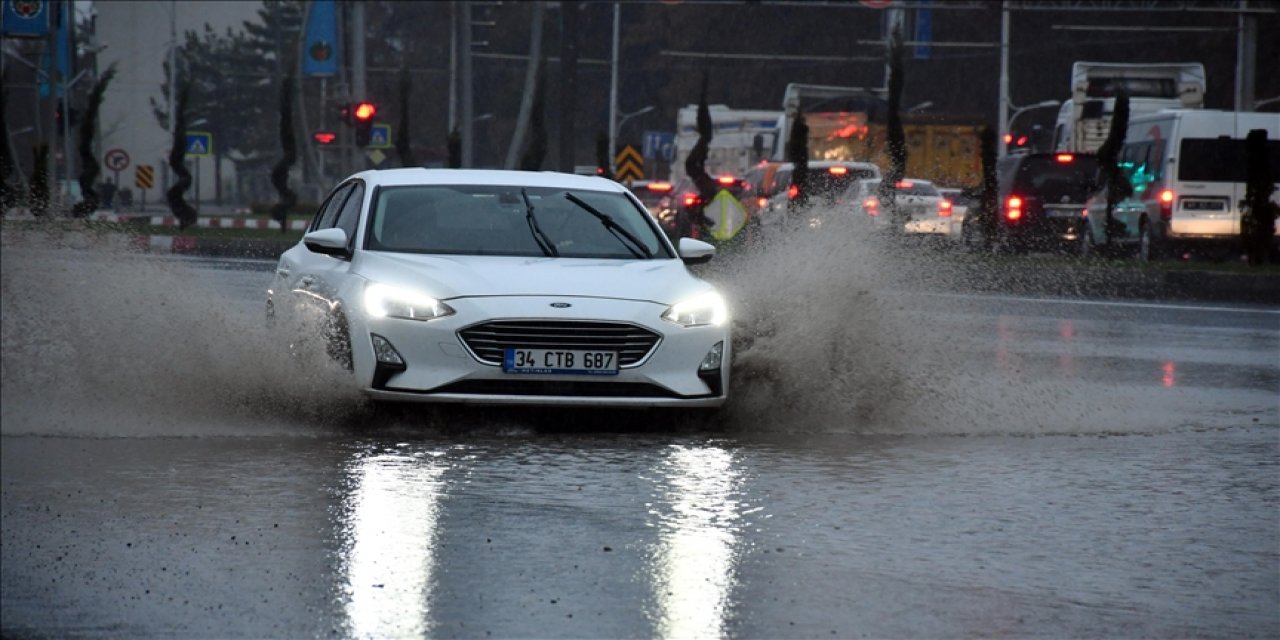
(2, 234, 1277, 637)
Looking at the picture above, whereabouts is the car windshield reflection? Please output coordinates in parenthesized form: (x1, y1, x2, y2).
(367, 185, 672, 259)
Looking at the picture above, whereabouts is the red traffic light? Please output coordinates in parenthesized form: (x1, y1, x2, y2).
(353, 102, 377, 121)
(313, 131, 337, 145)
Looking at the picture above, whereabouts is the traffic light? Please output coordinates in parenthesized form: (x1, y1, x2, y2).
(353, 101, 377, 147)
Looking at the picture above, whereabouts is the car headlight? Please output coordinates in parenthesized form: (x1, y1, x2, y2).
(661, 291, 727, 328)
(363, 282, 455, 321)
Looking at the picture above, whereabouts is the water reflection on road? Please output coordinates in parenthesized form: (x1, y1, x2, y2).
(339, 447, 447, 638)
(645, 445, 743, 638)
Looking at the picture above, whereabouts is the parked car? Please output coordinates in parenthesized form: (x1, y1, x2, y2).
(843, 178, 953, 235)
(268, 169, 731, 409)
(963, 151, 1099, 253)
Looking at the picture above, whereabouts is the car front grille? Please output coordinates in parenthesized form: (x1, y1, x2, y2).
(458, 320, 662, 367)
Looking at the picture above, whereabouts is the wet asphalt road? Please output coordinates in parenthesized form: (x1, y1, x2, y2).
(2, 252, 1278, 638)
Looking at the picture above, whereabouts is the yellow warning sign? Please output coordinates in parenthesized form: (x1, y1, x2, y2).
(615, 145, 644, 182)
(135, 165, 155, 189)
(707, 190, 747, 241)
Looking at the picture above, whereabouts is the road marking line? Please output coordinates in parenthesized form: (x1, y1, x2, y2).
(914, 291, 1280, 315)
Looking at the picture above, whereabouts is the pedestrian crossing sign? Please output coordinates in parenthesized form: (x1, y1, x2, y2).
(369, 124, 392, 149)
(185, 131, 213, 157)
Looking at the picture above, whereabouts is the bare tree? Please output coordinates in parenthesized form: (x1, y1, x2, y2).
(166, 82, 197, 229)
(72, 66, 117, 217)
(270, 72, 298, 232)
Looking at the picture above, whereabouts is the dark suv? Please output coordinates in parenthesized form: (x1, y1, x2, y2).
(975, 152, 1099, 252)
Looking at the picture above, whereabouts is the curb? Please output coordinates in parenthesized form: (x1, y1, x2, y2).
(139, 235, 297, 260)
(92, 213, 309, 231)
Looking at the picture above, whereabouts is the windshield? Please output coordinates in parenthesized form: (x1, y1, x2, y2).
(366, 185, 673, 259)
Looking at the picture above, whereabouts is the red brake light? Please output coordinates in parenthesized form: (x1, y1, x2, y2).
(757, 197, 768, 208)
(647, 181, 673, 192)
(895, 180, 913, 189)
(682, 193, 700, 207)
(1055, 153, 1074, 163)
(863, 197, 879, 215)
(1003, 133, 1013, 144)
(1006, 195, 1023, 221)
(939, 199, 953, 217)
(1016, 136, 1028, 146)
(788, 184, 799, 199)
(717, 175, 737, 185)
(828, 166, 848, 175)
(1158, 188, 1175, 220)
(312, 131, 337, 145)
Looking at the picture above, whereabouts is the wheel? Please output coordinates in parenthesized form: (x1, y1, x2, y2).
(1077, 224, 1094, 258)
(1136, 219, 1155, 262)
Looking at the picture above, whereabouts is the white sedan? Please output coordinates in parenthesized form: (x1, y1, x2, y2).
(267, 169, 731, 408)
(844, 178, 954, 235)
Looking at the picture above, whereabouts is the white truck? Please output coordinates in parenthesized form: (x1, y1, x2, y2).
(1053, 62, 1206, 154)
(669, 105, 782, 184)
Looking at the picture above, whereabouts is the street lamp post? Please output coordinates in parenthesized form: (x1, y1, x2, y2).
(611, 105, 654, 172)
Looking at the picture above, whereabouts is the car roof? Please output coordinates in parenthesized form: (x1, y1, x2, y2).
(346, 168, 631, 192)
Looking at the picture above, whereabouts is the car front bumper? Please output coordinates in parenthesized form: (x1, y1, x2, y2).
(349, 295, 730, 408)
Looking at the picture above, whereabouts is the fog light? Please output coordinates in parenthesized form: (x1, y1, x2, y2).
(371, 334, 404, 365)
(699, 342, 723, 372)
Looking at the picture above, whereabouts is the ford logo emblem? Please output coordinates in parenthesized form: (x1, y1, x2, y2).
(550, 302, 571, 308)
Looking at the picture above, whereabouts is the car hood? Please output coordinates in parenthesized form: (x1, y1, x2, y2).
(353, 252, 710, 304)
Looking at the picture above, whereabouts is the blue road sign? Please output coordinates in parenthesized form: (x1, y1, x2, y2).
(185, 131, 213, 157)
(368, 124, 392, 149)
(642, 131, 675, 162)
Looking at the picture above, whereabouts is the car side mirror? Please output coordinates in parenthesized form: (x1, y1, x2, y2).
(303, 227, 351, 258)
(677, 237, 715, 265)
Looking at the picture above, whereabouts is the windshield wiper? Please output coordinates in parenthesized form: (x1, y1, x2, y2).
(562, 193, 652, 259)
(521, 189, 559, 257)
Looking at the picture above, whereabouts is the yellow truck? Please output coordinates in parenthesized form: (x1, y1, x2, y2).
(771, 83, 983, 188)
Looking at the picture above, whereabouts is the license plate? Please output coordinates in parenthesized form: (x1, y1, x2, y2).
(1183, 199, 1226, 211)
(503, 348, 619, 375)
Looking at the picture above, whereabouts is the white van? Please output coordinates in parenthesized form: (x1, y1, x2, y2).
(1080, 109, 1280, 259)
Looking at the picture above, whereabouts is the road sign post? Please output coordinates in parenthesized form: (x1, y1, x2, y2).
(135, 165, 154, 211)
(104, 149, 130, 208)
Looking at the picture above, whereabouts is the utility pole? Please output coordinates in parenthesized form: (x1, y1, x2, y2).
(506, 1, 544, 170)
(449, 1, 458, 134)
(1234, 0, 1256, 111)
(558, 0, 578, 173)
(166, 0, 176, 194)
(607, 1, 619, 174)
(352, 1, 367, 172)
(460, 0, 474, 167)
(997, 1, 1011, 158)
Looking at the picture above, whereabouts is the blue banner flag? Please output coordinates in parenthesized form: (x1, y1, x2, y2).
(913, 1, 932, 60)
(1, 0, 52, 38)
(302, 0, 339, 77)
